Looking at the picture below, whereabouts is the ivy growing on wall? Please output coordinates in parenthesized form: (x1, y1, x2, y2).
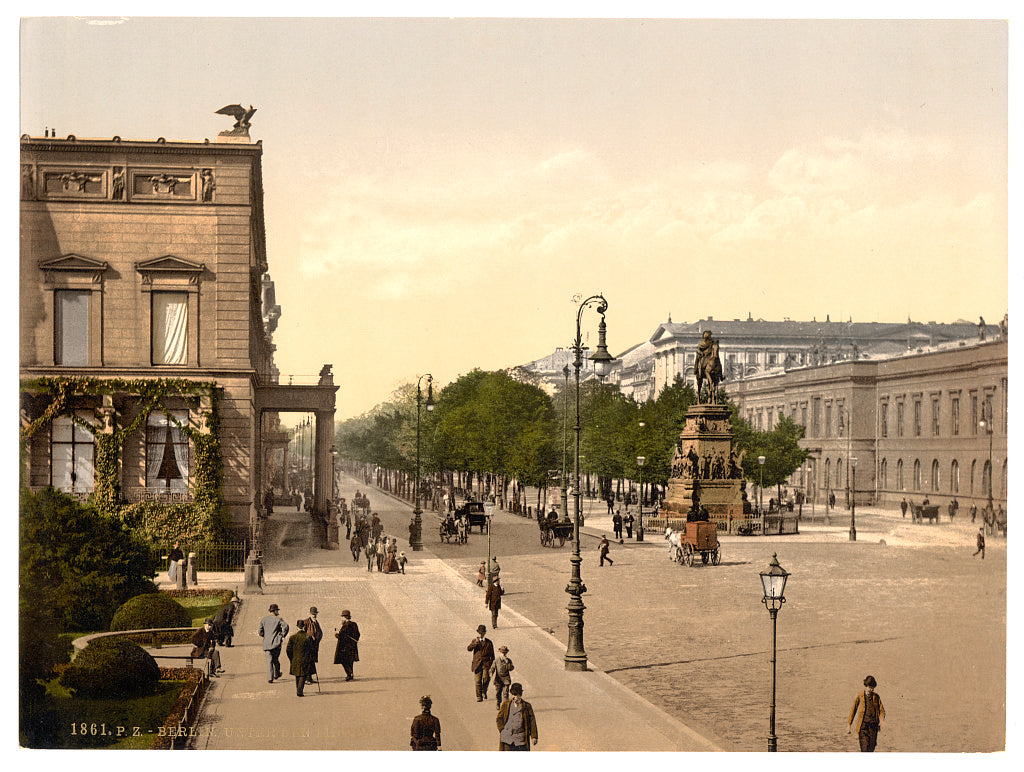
(20, 376, 228, 541)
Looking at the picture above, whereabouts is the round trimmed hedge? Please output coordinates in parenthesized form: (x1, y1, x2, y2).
(60, 637, 160, 697)
(110, 592, 191, 632)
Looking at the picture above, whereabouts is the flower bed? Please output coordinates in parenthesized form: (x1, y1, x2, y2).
(153, 667, 207, 750)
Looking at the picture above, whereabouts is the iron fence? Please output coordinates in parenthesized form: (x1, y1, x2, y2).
(157, 540, 248, 572)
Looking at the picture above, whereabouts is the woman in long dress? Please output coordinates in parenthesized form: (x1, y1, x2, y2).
(383, 537, 401, 573)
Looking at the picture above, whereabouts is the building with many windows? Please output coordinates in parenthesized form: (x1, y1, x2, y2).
(19, 130, 336, 543)
(727, 337, 1007, 512)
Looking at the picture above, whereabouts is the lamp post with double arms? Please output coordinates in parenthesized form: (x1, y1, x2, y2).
(565, 294, 615, 671)
(760, 552, 790, 752)
(758, 455, 766, 514)
(636, 455, 646, 541)
(411, 374, 434, 552)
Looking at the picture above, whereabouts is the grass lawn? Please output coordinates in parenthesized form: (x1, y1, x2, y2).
(173, 595, 229, 626)
(46, 679, 187, 749)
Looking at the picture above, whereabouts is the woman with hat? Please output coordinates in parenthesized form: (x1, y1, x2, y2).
(333, 609, 361, 680)
(410, 695, 442, 750)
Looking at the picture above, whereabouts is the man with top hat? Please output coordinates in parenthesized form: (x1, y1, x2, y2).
(303, 606, 323, 685)
(410, 695, 442, 750)
(258, 603, 289, 683)
(467, 624, 495, 701)
(333, 609, 360, 680)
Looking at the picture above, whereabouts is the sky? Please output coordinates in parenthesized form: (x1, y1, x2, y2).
(17, 13, 1012, 422)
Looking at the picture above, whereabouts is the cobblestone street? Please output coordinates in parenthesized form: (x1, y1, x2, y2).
(445, 526, 1006, 752)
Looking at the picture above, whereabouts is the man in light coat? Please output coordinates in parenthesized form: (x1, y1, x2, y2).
(258, 603, 289, 683)
(489, 645, 515, 708)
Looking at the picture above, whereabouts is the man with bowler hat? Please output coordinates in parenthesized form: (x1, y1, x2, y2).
(333, 609, 360, 680)
(467, 624, 495, 701)
(848, 675, 885, 752)
(258, 603, 288, 683)
(304, 606, 323, 685)
(286, 619, 314, 697)
(496, 682, 538, 750)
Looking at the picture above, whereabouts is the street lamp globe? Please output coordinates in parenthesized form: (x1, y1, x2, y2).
(760, 552, 789, 610)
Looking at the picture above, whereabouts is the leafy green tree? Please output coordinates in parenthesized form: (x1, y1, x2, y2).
(20, 487, 160, 633)
(727, 403, 809, 504)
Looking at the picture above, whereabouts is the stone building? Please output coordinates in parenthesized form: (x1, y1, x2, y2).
(19, 129, 335, 544)
(727, 337, 1008, 512)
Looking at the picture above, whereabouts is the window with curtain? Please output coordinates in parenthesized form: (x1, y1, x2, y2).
(152, 291, 188, 365)
(51, 414, 95, 492)
(55, 290, 90, 366)
(146, 409, 190, 490)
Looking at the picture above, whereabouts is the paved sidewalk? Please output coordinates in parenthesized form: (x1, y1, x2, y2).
(185, 525, 725, 751)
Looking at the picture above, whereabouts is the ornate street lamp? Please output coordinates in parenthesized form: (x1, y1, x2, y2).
(561, 364, 570, 521)
(566, 294, 615, 671)
(849, 457, 857, 541)
(758, 455, 766, 515)
(636, 455, 646, 542)
(979, 416, 994, 518)
(411, 374, 434, 552)
(760, 552, 790, 752)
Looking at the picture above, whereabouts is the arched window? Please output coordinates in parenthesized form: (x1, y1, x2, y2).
(825, 459, 831, 490)
(913, 459, 922, 491)
(836, 458, 843, 488)
(1002, 459, 1007, 499)
(951, 460, 960, 494)
(880, 458, 888, 490)
(970, 460, 976, 495)
(931, 459, 940, 492)
(982, 460, 992, 500)
(897, 459, 904, 491)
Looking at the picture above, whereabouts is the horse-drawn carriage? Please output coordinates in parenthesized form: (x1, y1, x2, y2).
(912, 503, 941, 523)
(538, 515, 574, 547)
(439, 513, 468, 544)
(456, 501, 488, 533)
(665, 522, 721, 566)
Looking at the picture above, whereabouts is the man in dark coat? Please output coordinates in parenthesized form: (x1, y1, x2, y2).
(468, 624, 495, 701)
(303, 606, 323, 685)
(410, 695, 442, 750)
(485, 577, 504, 629)
(333, 609, 360, 680)
(286, 619, 314, 697)
(190, 618, 223, 677)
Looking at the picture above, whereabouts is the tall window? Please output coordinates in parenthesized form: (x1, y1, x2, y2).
(825, 404, 832, 438)
(146, 410, 190, 491)
(951, 397, 960, 436)
(51, 414, 95, 492)
(932, 399, 940, 437)
(931, 459, 940, 492)
(913, 459, 922, 491)
(971, 395, 978, 434)
(897, 402, 905, 437)
(897, 459, 904, 491)
(951, 460, 959, 494)
(880, 402, 888, 438)
(54, 290, 90, 366)
(913, 401, 922, 437)
(152, 292, 188, 365)
(812, 398, 821, 437)
(880, 458, 887, 489)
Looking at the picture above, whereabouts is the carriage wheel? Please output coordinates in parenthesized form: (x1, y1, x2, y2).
(683, 544, 694, 567)
(674, 546, 683, 564)
(557, 535, 566, 547)
(711, 546, 721, 565)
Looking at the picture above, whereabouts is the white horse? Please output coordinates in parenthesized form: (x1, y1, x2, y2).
(664, 527, 684, 559)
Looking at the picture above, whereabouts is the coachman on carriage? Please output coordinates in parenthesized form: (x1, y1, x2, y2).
(538, 508, 574, 547)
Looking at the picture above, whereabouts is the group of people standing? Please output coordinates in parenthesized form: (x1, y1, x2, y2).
(258, 603, 361, 697)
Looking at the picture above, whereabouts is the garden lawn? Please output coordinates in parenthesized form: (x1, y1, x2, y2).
(171, 595, 228, 626)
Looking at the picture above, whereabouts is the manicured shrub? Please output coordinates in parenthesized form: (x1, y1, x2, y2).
(110, 593, 191, 632)
(59, 637, 160, 697)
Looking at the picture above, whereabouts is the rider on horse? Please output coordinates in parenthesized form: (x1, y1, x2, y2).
(694, 330, 723, 404)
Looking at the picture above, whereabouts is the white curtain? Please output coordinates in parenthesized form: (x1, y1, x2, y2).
(153, 292, 188, 365)
(147, 410, 189, 490)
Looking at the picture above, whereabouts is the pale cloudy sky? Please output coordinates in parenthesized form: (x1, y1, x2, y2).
(18, 13, 1010, 420)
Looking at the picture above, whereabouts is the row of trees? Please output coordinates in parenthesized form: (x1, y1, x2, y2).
(336, 368, 809, 504)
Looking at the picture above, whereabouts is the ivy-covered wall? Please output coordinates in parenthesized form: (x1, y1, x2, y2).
(20, 376, 228, 542)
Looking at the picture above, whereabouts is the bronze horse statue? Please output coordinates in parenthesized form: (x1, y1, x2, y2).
(694, 331, 723, 403)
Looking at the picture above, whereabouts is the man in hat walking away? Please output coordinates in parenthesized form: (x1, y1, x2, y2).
(212, 596, 241, 646)
(304, 606, 323, 686)
(258, 603, 289, 683)
(333, 609, 360, 681)
(410, 695, 442, 750)
(974, 527, 986, 559)
(848, 675, 885, 751)
(490, 645, 515, 708)
(467, 624, 495, 701)
(286, 619, 315, 697)
(496, 682, 538, 750)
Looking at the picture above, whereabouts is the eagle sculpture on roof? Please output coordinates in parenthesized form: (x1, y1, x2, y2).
(215, 104, 257, 129)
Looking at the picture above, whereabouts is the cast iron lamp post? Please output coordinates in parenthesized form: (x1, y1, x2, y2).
(636, 455, 646, 541)
(561, 364, 570, 520)
(566, 294, 615, 671)
(760, 552, 790, 752)
(758, 455, 766, 514)
(849, 457, 857, 541)
(979, 416, 994, 516)
(411, 374, 434, 552)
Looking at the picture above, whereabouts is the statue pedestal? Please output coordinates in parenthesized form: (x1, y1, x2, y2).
(653, 403, 748, 532)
